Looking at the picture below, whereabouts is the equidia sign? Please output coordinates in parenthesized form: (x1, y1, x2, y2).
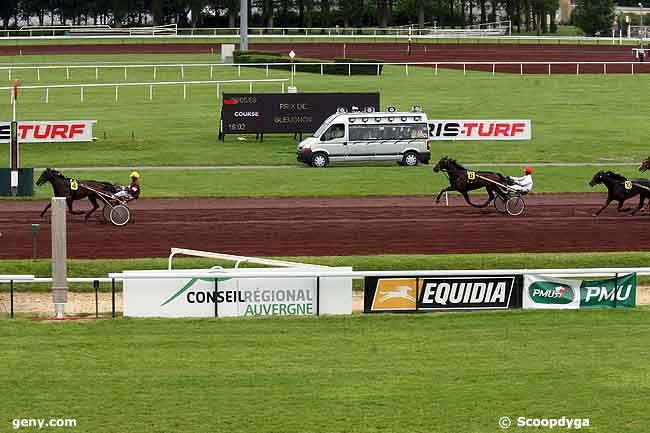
(0, 120, 96, 143)
(364, 275, 522, 312)
(123, 268, 353, 318)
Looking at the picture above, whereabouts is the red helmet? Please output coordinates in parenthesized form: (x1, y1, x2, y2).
(524, 166, 533, 175)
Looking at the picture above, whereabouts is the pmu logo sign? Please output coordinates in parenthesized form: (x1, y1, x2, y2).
(0, 121, 96, 143)
(428, 120, 531, 141)
(364, 275, 518, 312)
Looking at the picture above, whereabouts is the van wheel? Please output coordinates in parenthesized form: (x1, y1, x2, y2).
(311, 153, 329, 168)
(402, 151, 419, 167)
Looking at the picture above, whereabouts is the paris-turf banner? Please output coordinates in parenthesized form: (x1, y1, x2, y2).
(523, 273, 636, 309)
(0, 120, 96, 143)
(428, 120, 531, 140)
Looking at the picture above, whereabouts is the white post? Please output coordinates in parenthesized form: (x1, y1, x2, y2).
(406, 64, 409, 76)
(45, 87, 49, 104)
(604, 63, 607, 75)
(463, 64, 466, 75)
(445, 192, 449, 206)
(124, 67, 127, 80)
(8, 68, 11, 80)
(435, 64, 438, 76)
(520, 64, 523, 75)
(149, 85, 153, 100)
(492, 64, 495, 76)
(96, 67, 99, 80)
(210, 65, 213, 78)
(576, 63, 579, 75)
(153, 66, 157, 80)
(217, 83, 220, 99)
(37, 68, 40, 81)
(80, 87, 84, 102)
(183, 84, 187, 100)
(548, 64, 551, 75)
(66, 67, 69, 80)
(181, 65, 185, 79)
(238, 65, 241, 77)
(249, 81, 252, 93)
(266, 65, 270, 76)
(115, 86, 118, 101)
(51, 197, 68, 319)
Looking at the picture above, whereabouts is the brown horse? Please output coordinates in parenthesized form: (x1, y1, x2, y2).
(433, 156, 512, 208)
(36, 168, 118, 221)
(639, 157, 650, 173)
(589, 170, 650, 216)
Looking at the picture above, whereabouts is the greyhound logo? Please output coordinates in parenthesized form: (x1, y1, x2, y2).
(371, 278, 417, 311)
(378, 286, 416, 303)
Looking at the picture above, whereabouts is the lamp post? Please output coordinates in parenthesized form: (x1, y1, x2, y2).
(640, 3, 645, 62)
(288, 50, 297, 93)
(240, 0, 248, 51)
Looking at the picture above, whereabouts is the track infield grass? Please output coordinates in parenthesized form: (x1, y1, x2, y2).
(0, 54, 649, 169)
(0, 310, 649, 433)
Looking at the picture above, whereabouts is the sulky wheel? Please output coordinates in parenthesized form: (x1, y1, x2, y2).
(505, 196, 526, 216)
(494, 195, 507, 214)
(102, 204, 112, 222)
(109, 204, 131, 226)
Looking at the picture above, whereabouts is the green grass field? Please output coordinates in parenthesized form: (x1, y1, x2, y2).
(1, 53, 649, 172)
(1, 310, 649, 433)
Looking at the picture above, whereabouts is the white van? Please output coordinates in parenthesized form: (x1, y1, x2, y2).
(297, 109, 430, 168)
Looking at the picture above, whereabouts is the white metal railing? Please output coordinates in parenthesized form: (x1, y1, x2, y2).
(1, 61, 648, 83)
(109, 267, 650, 280)
(0, 78, 288, 103)
(6, 24, 177, 37)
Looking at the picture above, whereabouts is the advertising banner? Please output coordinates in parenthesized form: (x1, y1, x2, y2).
(123, 268, 352, 318)
(523, 273, 636, 309)
(0, 120, 96, 143)
(364, 275, 521, 313)
(428, 120, 531, 141)
(220, 92, 380, 135)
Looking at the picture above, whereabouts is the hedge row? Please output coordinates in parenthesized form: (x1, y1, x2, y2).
(233, 50, 383, 75)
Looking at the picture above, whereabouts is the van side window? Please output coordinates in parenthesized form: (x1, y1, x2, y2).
(349, 124, 428, 140)
(321, 124, 345, 141)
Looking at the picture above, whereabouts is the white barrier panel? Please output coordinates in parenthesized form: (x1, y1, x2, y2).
(0, 120, 96, 143)
(428, 120, 531, 141)
(123, 268, 352, 318)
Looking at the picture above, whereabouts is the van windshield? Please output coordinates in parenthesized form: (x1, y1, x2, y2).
(313, 114, 337, 137)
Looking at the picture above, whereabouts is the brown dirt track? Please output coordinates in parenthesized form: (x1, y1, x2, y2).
(1, 193, 649, 259)
(2, 41, 649, 74)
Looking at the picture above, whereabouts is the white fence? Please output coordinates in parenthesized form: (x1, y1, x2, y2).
(2, 61, 649, 83)
(0, 78, 288, 103)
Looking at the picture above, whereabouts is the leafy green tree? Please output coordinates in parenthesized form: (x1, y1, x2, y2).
(573, 0, 615, 35)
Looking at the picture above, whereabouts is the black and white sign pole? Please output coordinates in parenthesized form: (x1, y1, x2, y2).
(10, 80, 18, 196)
(240, 0, 248, 51)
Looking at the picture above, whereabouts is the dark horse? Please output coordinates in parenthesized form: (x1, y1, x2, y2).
(639, 157, 650, 173)
(433, 156, 513, 208)
(36, 168, 118, 221)
(589, 170, 650, 216)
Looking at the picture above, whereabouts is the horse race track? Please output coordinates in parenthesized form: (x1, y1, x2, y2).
(1, 193, 649, 259)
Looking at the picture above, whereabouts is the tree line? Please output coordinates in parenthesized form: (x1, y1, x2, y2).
(1, 0, 562, 33)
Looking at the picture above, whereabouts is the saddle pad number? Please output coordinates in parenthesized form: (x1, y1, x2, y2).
(625, 181, 632, 190)
(467, 171, 476, 180)
(70, 179, 78, 191)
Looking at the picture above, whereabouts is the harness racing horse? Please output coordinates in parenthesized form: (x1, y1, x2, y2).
(639, 157, 650, 173)
(36, 168, 118, 221)
(433, 156, 513, 208)
(589, 170, 650, 216)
